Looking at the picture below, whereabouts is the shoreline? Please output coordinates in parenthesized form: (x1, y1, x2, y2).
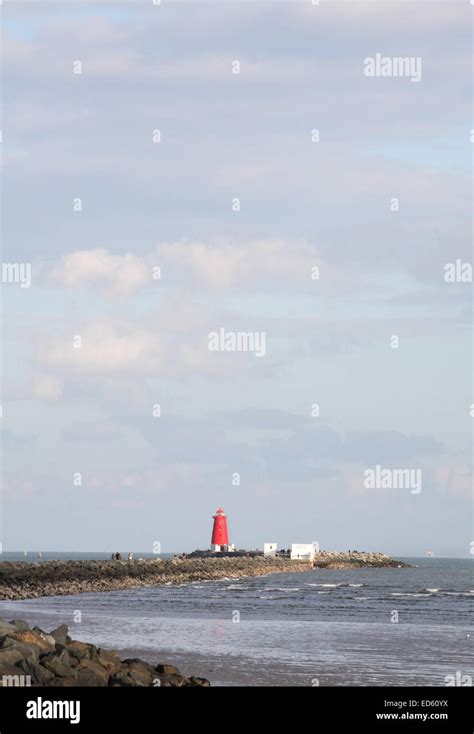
(0, 553, 411, 602)
(0, 617, 209, 687)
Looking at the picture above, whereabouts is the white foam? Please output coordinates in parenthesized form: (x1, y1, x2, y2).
(391, 592, 429, 597)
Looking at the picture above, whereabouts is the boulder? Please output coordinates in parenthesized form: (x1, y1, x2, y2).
(17, 658, 55, 686)
(8, 619, 30, 632)
(0, 620, 17, 639)
(188, 676, 211, 687)
(10, 630, 54, 654)
(32, 627, 57, 649)
(0, 663, 25, 685)
(42, 650, 76, 679)
(76, 666, 108, 687)
(0, 648, 26, 668)
(67, 640, 96, 662)
(155, 663, 181, 676)
(77, 659, 109, 686)
(122, 659, 156, 686)
(50, 624, 69, 645)
(158, 674, 186, 687)
(97, 648, 122, 673)
(0, 638, 40, 663)
(109, 669, 145, 687)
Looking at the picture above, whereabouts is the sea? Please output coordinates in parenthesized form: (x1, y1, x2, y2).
(0, 554, 472, 686)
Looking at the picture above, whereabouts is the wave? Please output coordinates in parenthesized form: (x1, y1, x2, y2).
(266, 587, 301, 593)
(391, 592, 431, 597)
(442, 591, 474, 597)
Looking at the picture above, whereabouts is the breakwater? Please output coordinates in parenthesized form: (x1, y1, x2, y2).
(0, 553, 410, 601)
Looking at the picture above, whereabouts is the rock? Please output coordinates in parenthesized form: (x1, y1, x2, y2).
(67, 640, 96, 662)
(50, 624, 69, 645)
(76, 666, 108, 687)
(77, 659, 109, 686)
(188, 676, 211, 687)
(158, 674, 186, 687)
(0, 638, 40, 663)
(10, 630, 55, 654)
(155, 663, 181, 676)
(17, 658, 55, 685)
(0, 620, 17, 639)
(0, 663, 25, 684)
(122, 659, 156, 686)
(0, 616, 212, 687)
(32, 627, 57, 650)
(109, 669, 145, 687)
(0, 648, 26, 667)
(42, 650, 76, 679)
(97, 648, 122, 673)
(8, 619, 30, 632)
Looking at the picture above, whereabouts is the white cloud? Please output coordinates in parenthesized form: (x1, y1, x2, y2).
(49, 248, 150, 298)
(46, 240, 345, 297)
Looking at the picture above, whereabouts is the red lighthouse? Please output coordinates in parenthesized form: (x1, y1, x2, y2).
(211, 507, 229, 551)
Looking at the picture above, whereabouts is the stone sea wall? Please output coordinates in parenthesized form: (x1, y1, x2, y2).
(0, 556, 310, 601)
(0, 553, 409, 602)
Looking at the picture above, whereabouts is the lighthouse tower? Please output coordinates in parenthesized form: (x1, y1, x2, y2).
(211, 507, 230, 552)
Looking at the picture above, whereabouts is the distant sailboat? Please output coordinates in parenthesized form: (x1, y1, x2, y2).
(425, 550, 434, 557)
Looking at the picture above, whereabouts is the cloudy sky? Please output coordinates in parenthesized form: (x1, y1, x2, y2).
(1, 0, 471, 556)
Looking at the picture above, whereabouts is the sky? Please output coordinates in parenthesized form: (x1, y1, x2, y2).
(0, 0, 472, 557)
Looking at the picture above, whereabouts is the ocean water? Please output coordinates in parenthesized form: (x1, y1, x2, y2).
(0, 557, 472, 686)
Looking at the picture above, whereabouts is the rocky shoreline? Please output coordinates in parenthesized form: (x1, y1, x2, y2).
(0, 553, 410, 601)
(0, 617, 209, 687)
(313, 551, 410, 570)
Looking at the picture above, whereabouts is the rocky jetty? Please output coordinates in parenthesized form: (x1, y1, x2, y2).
(0, 556, 311, 601)
(0, 617, 208, 687)
(313, 551, 411, 570)
(0, 553, 410, 602)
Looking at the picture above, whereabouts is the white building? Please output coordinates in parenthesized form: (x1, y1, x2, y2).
(263, 542, 277, 556)
(291, 543, 316, 561)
